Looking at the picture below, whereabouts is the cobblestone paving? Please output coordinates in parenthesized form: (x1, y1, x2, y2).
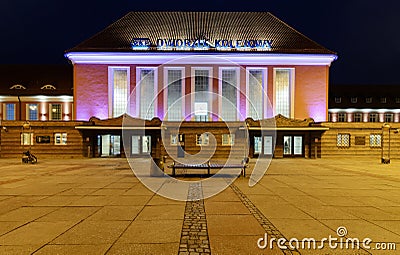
(230, 183, 301, 255)
(178, 183, 211, 255)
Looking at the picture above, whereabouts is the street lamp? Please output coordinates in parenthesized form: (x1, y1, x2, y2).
(22, 121, 32, 151)
(381, 123, 390, 164)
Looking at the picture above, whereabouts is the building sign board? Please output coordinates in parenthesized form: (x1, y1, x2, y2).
(131, 37, 272, 51)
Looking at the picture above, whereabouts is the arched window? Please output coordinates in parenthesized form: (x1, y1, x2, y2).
(10, 84, 26, 90)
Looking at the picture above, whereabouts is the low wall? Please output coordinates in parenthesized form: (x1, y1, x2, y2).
(0, 121, 85, 158)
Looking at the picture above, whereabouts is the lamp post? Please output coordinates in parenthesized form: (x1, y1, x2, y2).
(381, 123, 390, 164)
(22, 121, 32, 151)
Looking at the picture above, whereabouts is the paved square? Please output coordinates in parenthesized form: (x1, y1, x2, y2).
(0, 157, 398, 254)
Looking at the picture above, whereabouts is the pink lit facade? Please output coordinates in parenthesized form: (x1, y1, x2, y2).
(0, 96, 73, 121)
(69, 54, 334, 122)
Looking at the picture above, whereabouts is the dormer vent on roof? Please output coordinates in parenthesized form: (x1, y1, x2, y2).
(10, 84, 26, 90)
(41, 84, 56, 90)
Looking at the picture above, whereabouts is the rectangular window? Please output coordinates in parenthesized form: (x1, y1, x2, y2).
(142, 136, 151, 154)
(110, 68, 129, 117)
(131, 135, 140, 154)
(247, 69, 265, 120)
(396, 97, 400, 104)
(196, 133, 209, 146)
(293, 136, 303, 155)
(21, 132, 33, 145)
(385, 113, 393, 122)
(50, 104, 62, 120)
(166, 68, 183, 121)
(369, 113, 378, 122)
(274, 68, 293, 118)
(222, 134, 235, 146)
(170, 134, 178, 145)
(5, 103, 15, 120)
(193, 68, 211, 121)
(351, 97, 357, 103)
(137, 68, 156, 120)
(335, 97, 341, 103)
(380, 97, 387, 103)
(54, 133, 67, 145)
(254, 136, 262, 155)
(369, 134, 381, 147)
(338, 112, 347, 122)
(131, 135, 151, 154)
(366, 97, 372, 103)
(27, 104, 38, 120)
(263, 136, 273, 155)
(353, 113, 362, 122)
(337, 133, 350, 147)
(220, 68, 238, 121)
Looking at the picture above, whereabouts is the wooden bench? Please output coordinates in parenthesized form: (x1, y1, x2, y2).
(168, 158, 248, 177)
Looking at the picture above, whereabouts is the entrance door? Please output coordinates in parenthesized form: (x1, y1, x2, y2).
(254, 136, 274, 156)
(263, 136, 273, 155)
(254, 136, 262, 155)
(293, 136, 303, 155)
(283, 135, 303, 157)
(283, 136, 292, 155)
(100, 135, 121, 157)
(131, 135, 152, 155)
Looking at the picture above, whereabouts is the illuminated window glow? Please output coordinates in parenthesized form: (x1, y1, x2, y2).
(193, 69, 211, 121)
(27, 104, 38, 120)
(196, 133, 209, 146)
(220, 68, 238, 121)
(50, 104, 62, 120)
(55, 133, 67, 145)
(109, 68, 129, 117)
(369, 134, 381, 147)
(337, 133, 350, 147)
(138, 68, 156, 120)
(274, 69, 293, 118)
(166, 68, 183, 121)
(222, 134, 235, 145)
(21, 132, 33, 145)
(247, 69, 264, 120)
(5, 103, 15, 120)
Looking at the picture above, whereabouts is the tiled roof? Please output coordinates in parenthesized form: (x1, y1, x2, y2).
(67, 12, 335, 55)
(0, 65, 73, 96)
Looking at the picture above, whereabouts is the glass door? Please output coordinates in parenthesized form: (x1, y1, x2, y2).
(254, 136, 262, 155)
(283, 135, 303, 156)
(263, 136, 273, 155)
(293, 136, 303, 155)
(283, 136, 292, 155)
(101, 135, 121, 157)
(131, 135, 151, 155)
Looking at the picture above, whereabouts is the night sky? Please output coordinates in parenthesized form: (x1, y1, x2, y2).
(1, 0, 399, 85)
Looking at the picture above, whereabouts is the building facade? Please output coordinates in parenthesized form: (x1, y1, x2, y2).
(329, 85, 400, 123)
(65, 12, 337, 159)
(0, 65, 73, 122)
(2, 12, 399, 161)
